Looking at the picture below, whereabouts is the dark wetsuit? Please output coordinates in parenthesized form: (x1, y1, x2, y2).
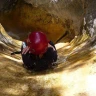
(21, 41, 57, 71)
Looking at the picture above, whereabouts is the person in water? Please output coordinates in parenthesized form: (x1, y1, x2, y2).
(21, 31, 57, 71)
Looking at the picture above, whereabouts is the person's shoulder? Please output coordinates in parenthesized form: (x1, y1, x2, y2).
(48, 41, 55, 46)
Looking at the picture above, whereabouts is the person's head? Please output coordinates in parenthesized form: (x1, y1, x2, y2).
(27, 31, 49, 55)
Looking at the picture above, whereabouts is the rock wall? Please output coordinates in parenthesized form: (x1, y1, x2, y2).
(0, 0, 96, 43)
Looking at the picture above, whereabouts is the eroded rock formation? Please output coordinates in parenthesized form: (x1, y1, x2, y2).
(2, 0, 96, 43)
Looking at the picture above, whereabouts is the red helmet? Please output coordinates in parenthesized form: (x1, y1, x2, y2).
(28, 31, 49, 55)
